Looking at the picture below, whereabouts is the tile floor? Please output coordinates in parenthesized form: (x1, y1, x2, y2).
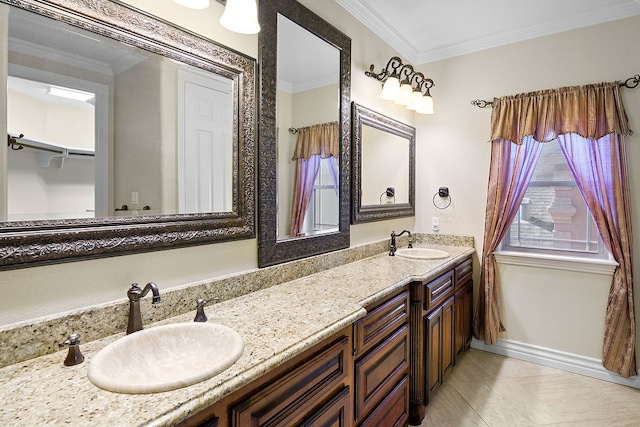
(419, 349, 640, 426)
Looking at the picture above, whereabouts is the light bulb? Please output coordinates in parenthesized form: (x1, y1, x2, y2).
(407, 90, 424, 110)
(220, 0, 261, 34)
(416, 94, 434, 114)
(394, 82, 413, 106)
(380, 77, 400, 100)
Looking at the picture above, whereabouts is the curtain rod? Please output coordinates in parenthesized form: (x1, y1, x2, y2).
(289, 121, 339, 134)
(470, 74, 640, 108)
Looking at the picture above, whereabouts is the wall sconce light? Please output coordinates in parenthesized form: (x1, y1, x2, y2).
(216, 0, 260, 34)
(365, 57, 434, 114)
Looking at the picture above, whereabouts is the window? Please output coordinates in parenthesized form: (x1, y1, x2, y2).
(501, 140, 607, 258)
(301, 158, 339, 234)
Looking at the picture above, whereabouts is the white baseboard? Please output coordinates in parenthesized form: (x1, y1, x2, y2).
(471, 338, 640, 389)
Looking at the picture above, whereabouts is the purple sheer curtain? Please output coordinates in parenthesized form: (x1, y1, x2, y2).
(473, 135, 543, 343)
(289, 155, 321, 236)
(327, 156, 339, 196)
(557, 132, 636, 377)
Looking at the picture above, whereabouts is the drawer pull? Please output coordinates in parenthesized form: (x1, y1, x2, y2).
(431, 280, 452, 296)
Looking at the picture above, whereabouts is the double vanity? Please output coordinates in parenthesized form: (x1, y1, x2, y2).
(0, 236, 474, 426)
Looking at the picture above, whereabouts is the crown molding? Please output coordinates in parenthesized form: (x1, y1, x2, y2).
(336, 0, 640, 64)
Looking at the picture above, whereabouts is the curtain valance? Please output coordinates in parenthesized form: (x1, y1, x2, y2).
(291, 121, 339, 160)
(490, 82, 633, 144)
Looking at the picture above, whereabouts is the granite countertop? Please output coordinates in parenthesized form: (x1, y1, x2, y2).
(0, 244, 474, 426)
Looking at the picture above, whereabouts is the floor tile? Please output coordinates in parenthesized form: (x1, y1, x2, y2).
(418, 349, 640, 427)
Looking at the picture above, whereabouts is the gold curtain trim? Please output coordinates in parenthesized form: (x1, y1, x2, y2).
(490, 82, 633, 144)
(291, 121, 339, 160)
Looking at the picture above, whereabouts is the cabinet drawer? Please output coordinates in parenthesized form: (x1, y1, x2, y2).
(424, 270, 454, 311)
(359, 375, 409, 427)
(231, 335, 350, 427)
(355, 324, 409, 421)
(301, 386, 351, 427)
(354, 290, 409, 357)
(455, 257, 473, 286)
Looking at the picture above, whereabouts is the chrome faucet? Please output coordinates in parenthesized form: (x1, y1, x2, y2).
(126, 282, 161, 334)
(389, 230, 413, 256)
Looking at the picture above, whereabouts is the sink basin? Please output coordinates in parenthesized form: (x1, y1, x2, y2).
(395, 248, 449, 260)
(88, 322, 244, 394)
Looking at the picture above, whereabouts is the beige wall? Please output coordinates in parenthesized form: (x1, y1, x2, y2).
(1, 0, 638, 370)
(114, 58, 163, 213)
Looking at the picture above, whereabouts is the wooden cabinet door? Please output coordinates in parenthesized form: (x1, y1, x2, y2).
(425, 306, 442, 403)
(441, 296, 455, 381)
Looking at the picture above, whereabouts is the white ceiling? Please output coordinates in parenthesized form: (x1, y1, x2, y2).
(336, 0, 640, 64)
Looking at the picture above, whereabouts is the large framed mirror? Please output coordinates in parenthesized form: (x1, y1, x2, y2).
(0, 0, 256, 269)
(257, 0, 351, 267)
(351, 102, 415, 223)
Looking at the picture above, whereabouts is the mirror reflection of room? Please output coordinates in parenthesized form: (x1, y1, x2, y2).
(4, 7, 234, 222)
(361, 125, 410, 206)
(275, 14, 340, 240)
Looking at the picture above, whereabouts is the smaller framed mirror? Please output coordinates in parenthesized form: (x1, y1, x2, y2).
(351, 102, 415, 223)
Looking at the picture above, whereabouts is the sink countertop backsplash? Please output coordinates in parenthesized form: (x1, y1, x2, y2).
(0, 233, 474, 426)
(0, 233, 470, 369)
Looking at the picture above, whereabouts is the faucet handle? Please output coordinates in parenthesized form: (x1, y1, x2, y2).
(58, 333, 84, 366)
(194, 297, 220, 322)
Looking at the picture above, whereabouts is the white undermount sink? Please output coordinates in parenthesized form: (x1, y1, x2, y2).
(88, 322, 244, 394)
(395, 247, 450, 260)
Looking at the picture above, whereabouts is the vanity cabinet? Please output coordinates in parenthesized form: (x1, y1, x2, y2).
(179, 327, 353, 427)
(353, 288, 410, 426)
(409, 255, 474, 425)
(179, 289, 411, 427)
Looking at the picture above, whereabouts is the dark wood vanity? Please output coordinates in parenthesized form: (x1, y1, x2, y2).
(178, 255, 473, 427)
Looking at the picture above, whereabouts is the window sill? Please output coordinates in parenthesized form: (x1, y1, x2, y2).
(493, 251, 618, 275)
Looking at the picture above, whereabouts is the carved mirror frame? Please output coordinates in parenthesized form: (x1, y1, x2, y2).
(0, 0, 256, 269)
(257, 0, 351, 267)
(351, 102, 415, 223)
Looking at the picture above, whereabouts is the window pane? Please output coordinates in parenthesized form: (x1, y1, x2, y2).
(506, 140, 601, 254)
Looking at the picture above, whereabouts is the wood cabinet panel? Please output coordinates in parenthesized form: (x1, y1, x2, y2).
(354, 290, 409, 358)
(355, 324, 409, 421)
(424, 270, 454, 311)
(426, 306, 442, 401)
(230, 335, 349, 427)
(455, 282, 473, 358)
(359, 375, 409, 427)
(454, 257, 473, 285)
(301, 386, 351, 427)
(441, 296, 455, 381)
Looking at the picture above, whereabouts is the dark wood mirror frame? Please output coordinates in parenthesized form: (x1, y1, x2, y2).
(0, 0, 256, 270)
(257, 0, 352, 268)
(351, 102, 415, 223)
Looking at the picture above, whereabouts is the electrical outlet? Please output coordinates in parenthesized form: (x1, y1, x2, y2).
(131, 191, 139, 204)
(432, 216, 440, 232)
